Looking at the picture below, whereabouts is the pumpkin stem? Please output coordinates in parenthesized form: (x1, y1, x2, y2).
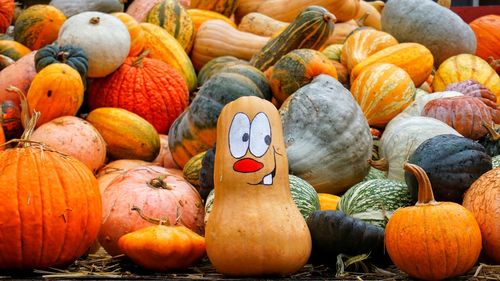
(89, 17, 100, 25)
(437, 0, 451, 8)
(356, 13, 369, 26)
(131, 205, 171, 226)
(132, 49, 151, 67)
(323, 12, 337, 23)
(488, 56, 499, 70)
(403, 163, 437, 205)
(57, 51, 70, 63)
(147, 175, 174, 190)
(368, 158, 388, 171)
(482, 120, 500, 141)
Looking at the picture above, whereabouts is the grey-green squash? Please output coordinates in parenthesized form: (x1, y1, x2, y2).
(337, 179, 413, 228)
(493, 155, 500, 168)
(280, 74, 372, 195)
(381, 0, 476, 66)
(49, 0, 124, 18)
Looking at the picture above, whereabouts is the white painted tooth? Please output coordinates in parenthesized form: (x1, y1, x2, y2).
(263, 173, 272, 185)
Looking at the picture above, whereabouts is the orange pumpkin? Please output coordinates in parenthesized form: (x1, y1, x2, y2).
(98, 165, 205, 256)
(351, 63, 415, 128)
(318, 193, 340, 210)
(0, 0, 14, 33)
(0, 40, 31, 61)
(0, 51, 37, 107)
(26, 63, 84, 127)
(433, 54, 500, 101)
(96, 160, 157, 193)
(112, 12, 145, 57)
(463, 168, 500, 264)
(385, 163, 482, 280)
(469, 15, 500, 62)
(13, 5, 67, 50)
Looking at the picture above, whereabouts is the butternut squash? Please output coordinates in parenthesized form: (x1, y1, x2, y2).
(191, 20, 269, 71)
(238, 12, 289, 37)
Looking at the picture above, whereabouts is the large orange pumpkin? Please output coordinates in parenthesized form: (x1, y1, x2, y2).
(463, 168, 500, 264)
(385, 163, 482, 280)
(469, 15, 500, 62)
(0, 0, 14, 34)
(88, 54, 189, 134)
(98, 165, 205, 256)
(0, 121, 102, 269)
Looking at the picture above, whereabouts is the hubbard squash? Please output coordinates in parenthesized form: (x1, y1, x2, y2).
(381, 0, 476, 66)
(350, 43, 434, 87)
(405, 134, 492, 203)
(13, 5, 66, 50)
(189, 0, 239, 18)
(479, 124, 500, 157)
(469, 15, 500, 62)
(205, 96, 311, 276)
(0, 0, 14, 34)
(280, 75, 372, 194)
(187, 9, 236, 35)
(0, 40, 31, 61)
(238, 12, 288, 37)
(432, 54, 500, 100)
(191, 20, 269, 71)
(250, 6, 335, 72)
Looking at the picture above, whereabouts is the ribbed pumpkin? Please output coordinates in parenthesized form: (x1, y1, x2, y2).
(88, 54, 189, 134)
(168, 66, 271, 168)
(340, 29, 398, 72)
(266, 49, 338, 104)
(463, 168, 500, 264)
(445, 80, 497, 109)
(140, 23, 197, 92)
(351, 43, 433, 87)
(0, 40, 31, 61)
(13, 5, 66, 50)
(422, 96, 500, 140)
(86, 107, 161, 162)
(350, 63, 415, 128)
(26, 63, 84, 127)
(0, 120, 102, 269)
(34, 44, 88, 82)
(189, 0, 238, 17)
(433, 54, 500, 100)
(0, 51, 36, 107)
(250, 6, 336, 72)
(0, 0, 14, 34)
(385, 163, 482, 280)
(469, 15, 500, 62)
(112, 12, 145, 57)
(187, 9, 236, 35)
(145, 0, 194, 52)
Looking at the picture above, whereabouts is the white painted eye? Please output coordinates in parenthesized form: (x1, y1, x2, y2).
(249, 112, 271, 157)
(229, 113, 250, 158)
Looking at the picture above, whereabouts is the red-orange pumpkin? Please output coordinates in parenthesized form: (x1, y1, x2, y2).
(0, 51, 36, 107)
(0, 0, 14, 34)
(469, 15, 500, 62)
(98, 165, 205, 256)
(88, 54, 189, 134)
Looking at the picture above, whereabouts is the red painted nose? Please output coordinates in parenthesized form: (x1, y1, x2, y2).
(233, 158, 264, 173)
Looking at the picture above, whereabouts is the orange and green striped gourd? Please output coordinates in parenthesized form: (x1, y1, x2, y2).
(189, 0, 239, 18)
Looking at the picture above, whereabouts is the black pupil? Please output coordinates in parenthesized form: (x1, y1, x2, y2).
(242, 133, 249, 142)
(265, 135, 271, 145)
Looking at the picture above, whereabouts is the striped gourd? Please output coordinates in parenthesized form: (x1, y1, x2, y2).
(350, 63, 416, 128)
(321, 44, 343, 62)
(189, 0, 239, 17)
(197, 56, 248, 86)
(250, 6, 335, 71)
(340, 29, 398, 72)
(433, 54, 500, 100)
(493, 155, 500, 168)
(337, 179, 413, 228)
(187, 9, 236, 35)
(182, 150, 206, 187)
(140, 23, 197, 92)
(145, 0, 194, 52)
(363, 167, 386, 181)
(0, 40, 31, 61)
(350, 43, 434, 87)
(204, 174, 320, 224)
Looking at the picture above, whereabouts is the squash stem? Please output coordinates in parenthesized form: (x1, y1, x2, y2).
(89, 17, 100, 25)
(368, 158, 388, 171)
(131, 205, 171, 226)
(323, 12, 337, 23)
(403, 163, 437, 205)
(482, 120, 500, 141)
(57, 51, 69, 64)
(355, 13, 369, 27)
(147, 175, 173, 190)
(132, 50, 151, 67)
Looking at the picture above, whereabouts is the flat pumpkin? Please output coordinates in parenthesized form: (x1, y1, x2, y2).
(469, 15, 500, 62)
(13, 5, 66, 50)
(34, 44, 89, 82)
(0, 0, 14, 34)
(206, 96, 311, 276)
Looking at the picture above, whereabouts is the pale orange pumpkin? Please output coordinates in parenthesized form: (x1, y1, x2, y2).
(112, 12, 145, 57)
(152, 134, 180, 169)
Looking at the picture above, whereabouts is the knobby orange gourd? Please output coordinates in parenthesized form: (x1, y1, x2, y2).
(205, 96, 311, 276)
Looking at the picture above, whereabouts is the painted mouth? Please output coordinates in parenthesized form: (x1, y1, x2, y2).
(249, 147, 279, 186)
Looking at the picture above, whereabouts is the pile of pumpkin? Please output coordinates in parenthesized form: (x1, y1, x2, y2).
(0, 0, 499, 279)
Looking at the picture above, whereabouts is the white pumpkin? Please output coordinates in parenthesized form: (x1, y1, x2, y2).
(57, 11, 130, 78)
(378, 116, 462, 181)
(280, 74, 373, 195)
(49, 0, 125, 18)
(30, 116, 107, 173)
(396, 90, 463, 119)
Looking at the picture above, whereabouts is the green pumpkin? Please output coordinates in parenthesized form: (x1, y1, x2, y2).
(35, 44, 89, 81)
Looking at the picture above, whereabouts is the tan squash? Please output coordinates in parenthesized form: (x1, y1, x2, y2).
(238, 12, 289, 37)
(206, 96, 311, 276)
(191, 20, 269, 71)
(354, 1, 381, 30)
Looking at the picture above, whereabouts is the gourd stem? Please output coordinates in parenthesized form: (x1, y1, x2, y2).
(147, 175, 173, 190)
(482, 120, 500, 141)
(323, 12, 337, 23)
(132, 50, 151, 67)
(89, 17, 100, 25)
(403, 163, 437, 205)
(131, 206, 171, 226)
(57, 51, 69, 63)
(437, 0, 451, 8)
(368, 158, 389, 171)
(488, 57, 499, 69)
(356, 13, 369, 27)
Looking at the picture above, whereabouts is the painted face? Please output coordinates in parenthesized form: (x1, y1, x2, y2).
(215, 96, 288, 188)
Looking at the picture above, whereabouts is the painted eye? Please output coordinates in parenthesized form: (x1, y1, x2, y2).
(249, 112, 271, 157)
(229, 113, 250, 158)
